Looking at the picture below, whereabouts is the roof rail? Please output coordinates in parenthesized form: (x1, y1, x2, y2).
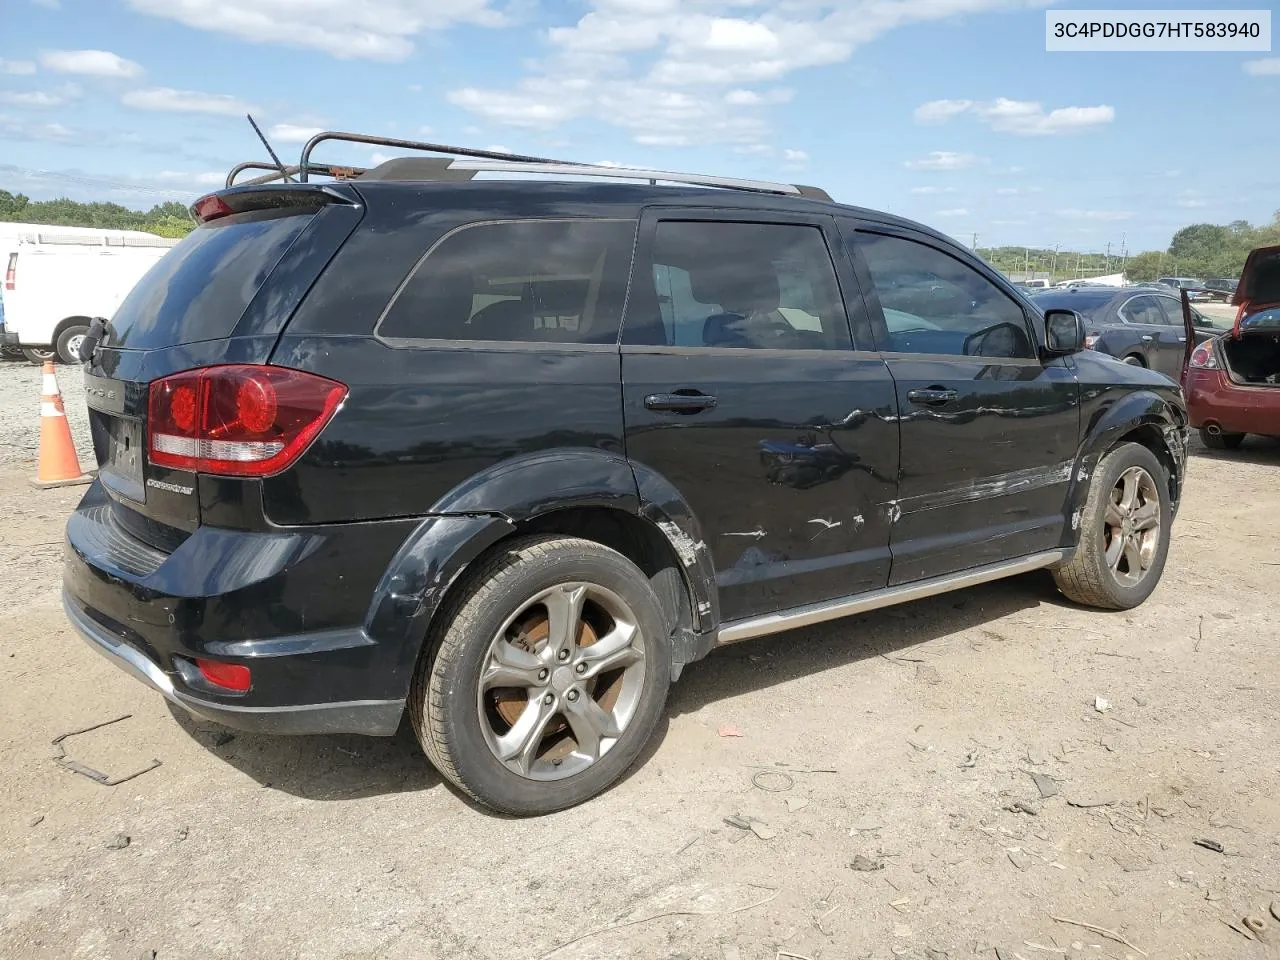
(225, 129, 831, 200)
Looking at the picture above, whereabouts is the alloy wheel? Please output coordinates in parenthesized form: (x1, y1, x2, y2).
(1103, 466, 1161, 586)
(476, 582, 647, 781)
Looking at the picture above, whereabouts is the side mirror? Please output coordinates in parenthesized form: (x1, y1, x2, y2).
(1043, 308, 1085, 355)
(1194, 315, 1213, 328)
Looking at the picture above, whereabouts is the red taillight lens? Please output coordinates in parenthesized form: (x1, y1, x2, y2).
(5, 253, 16, 291)
(196, 658, 251, 692)
(1188, 343, 1218, 369)
(147, 365, 346, 477)
(192, 194, 234, 223)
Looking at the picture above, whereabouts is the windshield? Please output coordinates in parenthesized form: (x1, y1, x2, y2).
(109, 209, 311, 350)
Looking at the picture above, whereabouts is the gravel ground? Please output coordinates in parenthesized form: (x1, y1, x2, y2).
(0, 358, 93, 469)
(2, 350, 1279, 960)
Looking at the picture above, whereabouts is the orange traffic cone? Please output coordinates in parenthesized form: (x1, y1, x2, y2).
(32, 360, 94, 489)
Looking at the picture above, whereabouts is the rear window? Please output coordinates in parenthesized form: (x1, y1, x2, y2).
(377, 219, 636, 345)
(110, 209, 311, 349)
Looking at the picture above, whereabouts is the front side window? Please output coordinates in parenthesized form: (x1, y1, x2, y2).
(1122, 295, 1166, 326)
(858, 233, 1032, 358)
(379, 219, 635, 344)
(637, 221, 851, 350)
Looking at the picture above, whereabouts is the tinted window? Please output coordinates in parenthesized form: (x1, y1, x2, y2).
(1156, 297, 1189, 325)
(379, 219, 635, 344)
(636, 221, 850, 350)
(1122, 295, 1166, 325)
(859, 234, 1032, 358)
(111, 209, 310, 349)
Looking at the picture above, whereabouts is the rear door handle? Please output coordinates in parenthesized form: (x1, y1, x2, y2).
(906, 387, 958, 406)
(1177, 336, 1187, 343)
(1141, 335, 1154, 342)
(644, 392, 718, 413)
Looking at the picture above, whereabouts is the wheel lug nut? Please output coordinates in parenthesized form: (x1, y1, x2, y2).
(566, 690, 579, 702)
(558, 649, 570, 662)
(543, 693, 553, 705)
(575, 663, 586, 675)
(537, 668, 548, 681)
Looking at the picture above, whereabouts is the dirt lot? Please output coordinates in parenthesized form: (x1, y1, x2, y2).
(1, 355, 1278, 960)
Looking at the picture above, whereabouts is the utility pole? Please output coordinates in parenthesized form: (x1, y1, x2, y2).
(1024, 248, 1031, 280)
(1050, 243, 1060, 283)
(971, 232, 978, 251)
(1120, 232, 1128, 278)
(1105, 241, 1111, 273)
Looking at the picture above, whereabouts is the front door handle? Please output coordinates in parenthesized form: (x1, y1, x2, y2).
(1177, 336, 1187, 343)
(906, 387, 958, 406)
(1141, 335, 1154, 342)
(644, 392, 718, 413)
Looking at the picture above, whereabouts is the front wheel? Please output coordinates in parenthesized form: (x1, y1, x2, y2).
(1198, 427, 1244, 450)
(411, 536, 671, 815)
(55, 325, 90, 365)
(1053, 442, 1171, 610)
(1121, 354, 1144, 367)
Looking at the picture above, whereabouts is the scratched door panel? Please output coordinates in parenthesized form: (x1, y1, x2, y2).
(622, 350, 899, 621)
(883, 355, 1080, 584)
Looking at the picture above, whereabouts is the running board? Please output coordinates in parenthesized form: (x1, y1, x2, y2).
(715, 550, 1067, 646)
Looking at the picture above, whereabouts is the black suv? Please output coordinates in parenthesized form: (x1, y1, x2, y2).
(64, 134, 1188, 815)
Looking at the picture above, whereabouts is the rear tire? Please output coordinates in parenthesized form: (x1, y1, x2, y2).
(1198, 427, 1244, 450)
(1122, 354, 1144, 366)
(1053, 442, 1171, 610)
(21, 346, 55, 365)
(411, 535, 671, 815)
(55, 324, 90, 365)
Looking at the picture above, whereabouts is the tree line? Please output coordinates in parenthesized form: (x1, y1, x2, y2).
(982, 211, 1280, 284)
(0, 190, 195, 239)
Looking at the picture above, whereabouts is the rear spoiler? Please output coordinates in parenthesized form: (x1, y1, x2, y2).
(190, 184, 357, 224)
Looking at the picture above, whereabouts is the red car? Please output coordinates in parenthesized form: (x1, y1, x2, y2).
(1184, 244, 1280, 449)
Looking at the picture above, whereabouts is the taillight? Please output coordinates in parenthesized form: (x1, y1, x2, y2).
(1188, 343, 1219, 369)
(192, 194, 234, 223)
(4, 253, 15, 291)
(147, 365, 346, 477)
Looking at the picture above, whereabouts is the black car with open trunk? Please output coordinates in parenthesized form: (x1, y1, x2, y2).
(63, 133, 1188, 814)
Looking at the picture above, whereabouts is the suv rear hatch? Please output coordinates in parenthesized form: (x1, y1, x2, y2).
(82, 184, 362, 544)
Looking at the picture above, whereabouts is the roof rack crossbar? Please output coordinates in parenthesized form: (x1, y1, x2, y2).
(226, 128, 831, 200)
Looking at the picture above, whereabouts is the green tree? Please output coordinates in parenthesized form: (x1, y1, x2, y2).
(1124, 251, 1163, 282)
(0, 190, 195, 237)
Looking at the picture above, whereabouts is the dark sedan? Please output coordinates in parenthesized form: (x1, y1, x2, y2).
(1030, 287, 1217, 381)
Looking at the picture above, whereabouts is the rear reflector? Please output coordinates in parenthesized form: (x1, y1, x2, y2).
(147, 365, 346, 477)
(196, 658, 251, 693)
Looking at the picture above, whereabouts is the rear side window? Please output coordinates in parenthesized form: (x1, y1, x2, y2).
(111, 209, 311, 349)
(378, 219, 636, 345)
(1121, 295, 1167, 326)
(633, 221, 850, 350)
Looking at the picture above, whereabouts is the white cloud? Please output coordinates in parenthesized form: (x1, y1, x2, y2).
(268, 123, 324, 144)
(407, 83, 423, 93)
(1243, 58, 1280, 76)
(154, 170, 227, 188)
(782, 148, 808, 163)
(994, 185, 1042, 196)
(914, 99, 972, 123)
(904, 151, 984, 171)
(124, 0, 507, 61)
(0, 59, 38, 76)
(936, 208, 970, 217)
(909, 185, 956, 195)
(0, 114, 83, 144)
(914, 97, 1114, 135)
(1177, 197, 1208, 208)
(122, 87, 255, 116)
(0, 84, 81, 108)
(39, 49, 144, 78)
(1058, 209, 1132, 222)
(448, 0, 1045, 147)
(486, 144, 513, 153)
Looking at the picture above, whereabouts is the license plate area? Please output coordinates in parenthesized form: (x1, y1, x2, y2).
(102, 417, 146, 502)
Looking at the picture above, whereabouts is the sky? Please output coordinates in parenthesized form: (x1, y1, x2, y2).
(1, 0, 1277, 254)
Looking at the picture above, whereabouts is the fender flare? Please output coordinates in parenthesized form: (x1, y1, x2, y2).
(1065, 389, 1188, 534)
(362, 449, 724, 693)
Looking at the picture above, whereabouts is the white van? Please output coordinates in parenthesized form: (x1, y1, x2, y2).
(3, 230, 178, 363)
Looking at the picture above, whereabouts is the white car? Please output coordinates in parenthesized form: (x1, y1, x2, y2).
(4, 233, 177, 363)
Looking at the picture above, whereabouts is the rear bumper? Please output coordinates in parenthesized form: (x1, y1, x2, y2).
(64, 591, 404, 735)
(1185, 368, 1280, 436)
(62, 481, 419, 735)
